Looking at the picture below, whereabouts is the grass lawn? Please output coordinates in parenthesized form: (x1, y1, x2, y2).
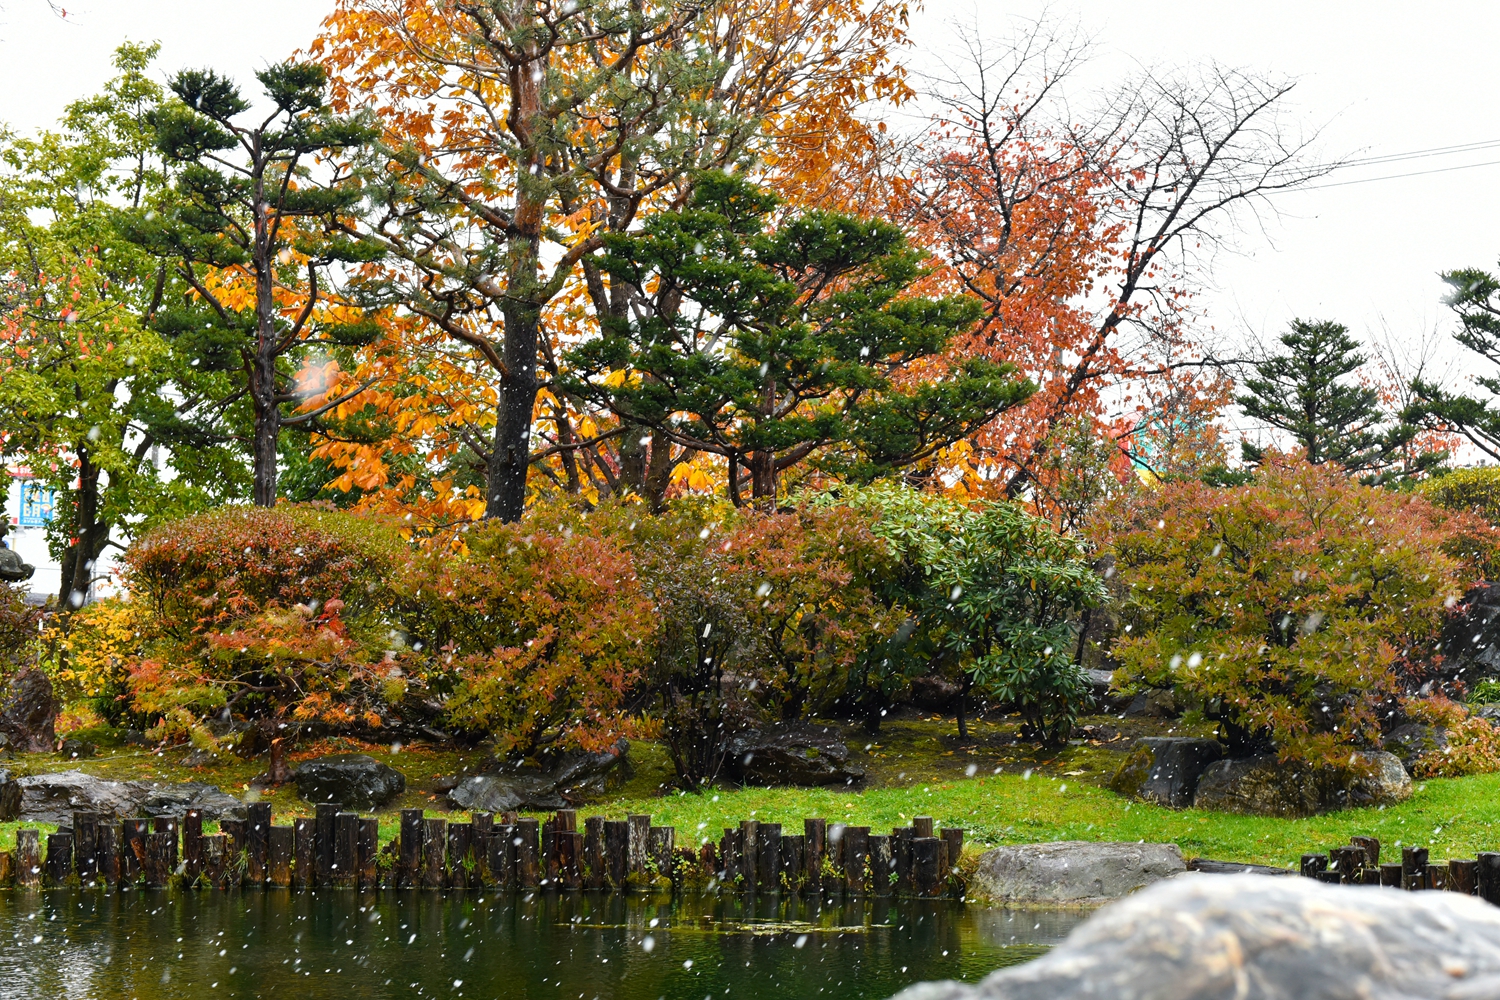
(7, 712, 1495, 870)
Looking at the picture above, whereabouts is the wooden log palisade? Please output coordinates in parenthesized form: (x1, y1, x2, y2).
(6, 806, 966, 897)
(1300, 834, 1500, 902)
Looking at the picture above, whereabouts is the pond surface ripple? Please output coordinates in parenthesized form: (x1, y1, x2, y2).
(0, 890, 1083, 1000)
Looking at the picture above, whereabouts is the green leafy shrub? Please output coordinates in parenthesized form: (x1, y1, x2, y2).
(1104, 458, 1471, 763)
(823, 482, 1107, 745)
(0, 584, 41, 667)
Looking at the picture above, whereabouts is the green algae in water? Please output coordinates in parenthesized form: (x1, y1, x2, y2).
(0, 890, 1081, 1000)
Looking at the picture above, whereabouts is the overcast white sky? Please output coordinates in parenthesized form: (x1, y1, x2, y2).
(1, 0, 1497, 374)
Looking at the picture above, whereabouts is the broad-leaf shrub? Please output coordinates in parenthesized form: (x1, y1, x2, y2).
(395, 519, 659, 756)
(0, 584, 41, 667)
(120, 505, 406, 733)
(823, 483, 1107, 745)
(1105, 459, 1471, 762)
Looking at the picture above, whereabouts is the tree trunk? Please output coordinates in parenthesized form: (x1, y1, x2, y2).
(487, 301, 540, 522)
(749, 449, 777, 505)
(250, 347, 281, 507)
(644, 431, 676, 514)
(60, 450, 106, 607)
(251, 158, 280, 508)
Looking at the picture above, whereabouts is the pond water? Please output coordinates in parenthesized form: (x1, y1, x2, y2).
(0, 890, 1083, 1000)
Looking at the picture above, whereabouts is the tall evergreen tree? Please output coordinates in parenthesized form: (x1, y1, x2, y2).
(1238, 319, 1435, 480)
(120, 62, 381, 506)
(561, 173, 1034, 506)
(1407, 266, 1500, 461)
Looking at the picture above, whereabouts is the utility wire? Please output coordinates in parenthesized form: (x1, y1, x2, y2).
(1289, 156, 1500, 191)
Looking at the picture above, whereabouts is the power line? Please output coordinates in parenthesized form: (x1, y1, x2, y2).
(1291, 156, 1500, 191)
(1338, 138, 1500, 169)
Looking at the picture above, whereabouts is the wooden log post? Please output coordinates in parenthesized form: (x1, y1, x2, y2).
(782, 835, 805, 894)
(182, 810, 204, 886)
(72, 811, 98, 883)
(269, 826, 293, 887)
(755, 824, 781, 893)
(333, 812, 359, 887)
(472, 812, 494, 884)
(16, 829, 39, 886)
(246, 802, 271, 885)
(870, 835, 893, 896)
(448, 822, 473, 889)
(220, 819, 245, 885)
(647, 826, 674, 887)
(400, 809, 424, 889)
(1350, 836, 1380, 868)
(718, 828, 741, 886)
(844, 827, 870, 895)
(541, 816, 558, 887)
(1300, 854, 1329, 878)
(121, 819, 149, 884)
(143, 832, 173, 887)
(913, 837, 947, 897)
(157, 818, 178, 872)
(516, 818, 541, 889)
(1402, 846, 1429, 891)
(584, 816, 606, 890)
(1331, 846, 1364, 885)
(627, 814, 651, 887)
(358, 819, 378, 888)
(1480, 854, 1500, 904)
(1451, 858, 1480, 895)
(96, 823, 119, 886)
(1428, 862, 1450, 892)
(740, 820, 759, 893)
(826, 823, 846, 893)
(489, 827, 514, 891)
(293, 818, 314, 889)
(203, 833, 228, 888)
(698, 841, 717, 883)
(422, 817, 447, 889)
(1379, 862, 1403, 887)
(940, 829, 964, 878)
(314, 804, 337, 887)
(804, 819, 826, 894)
(45, 831, 73, 885)
(913, 816, 935, 839)
(605, 820, 630, 889)
(558, 830, 583, 890)
(893, 827, 914, 895)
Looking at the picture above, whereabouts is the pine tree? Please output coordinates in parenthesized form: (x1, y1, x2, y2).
(1238, 320, 1432, 480)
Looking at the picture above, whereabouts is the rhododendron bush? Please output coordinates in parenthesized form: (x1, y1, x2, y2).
(1103, 459, 1487, 764)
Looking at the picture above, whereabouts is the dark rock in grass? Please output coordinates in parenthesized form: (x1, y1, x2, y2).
(17, 770, 246, 825)
(968, 841, 1185, 906)
(890, 873, 1500, 1000)
(1109, 737, 1222, 808)
(1192, 750, 1410, 817)
(1383, 722, 1447, 774)
(1444, 581, 1500, 675)
(0, 768, 20, 821)
(448, 740, 631, 812)
(1123, 688, 1180, 719)
(293, 754, 406, 810)
(909, 675, 962, 711)
(0, 667, 56, 752)
(1082, 669, 1132, 713)
(58, 738, 95, 760)
(724, 723, 865, 787)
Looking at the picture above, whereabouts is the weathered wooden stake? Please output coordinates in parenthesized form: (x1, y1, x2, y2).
(844, 827, 870, 895)
(203, 833, 228, 888)
(143, 832, 172, 887)
(804, 819, 826, 893)
(756, 824, 781, 893)
(315, 804, 337, 886)
(246, 802, 271, 884)
(269, 826, 293, 887)
(870, 835, 893, 896)
(740, 820, 759, 892)
(182, 810, 203, 885)
(45, 831, 73, 885)
(72, 811, 98, 882)
(605, 820, 630, 888)
(1379, 862, 1403, 887)
(400, 809, 424, 889)
(448, 822, 473, 889)
(1300, 853, 1328, 878)
(940, 828, 964, 876)
(1451, 858, 1480, 895)
(293, 817, 314, 889)
(627, 814, 651, 885)
(422, 817, 447, 889)
(647, 826, 674, 886)
(782, 835, 805, 893)
(893, 827, 914, 894)
(558, 830, 583, 890)
(358, 818, 378, 887)
(913, 816, 935, 839)
(584, 816, 605, 890)
(1350, 835, 1380, 867)
(516, 817, 540, 889)
(1402, 846, 1429, 891)
(16, 828, 39, 886)
(912, 836, 941, 897)
(121, 819, 149, 883)
(96, 824, 118, 886)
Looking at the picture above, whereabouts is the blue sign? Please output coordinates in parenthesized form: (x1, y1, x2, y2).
(18, 482, 54, 526)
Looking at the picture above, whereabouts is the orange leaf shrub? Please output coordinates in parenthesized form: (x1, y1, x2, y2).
(1103, 459, 1480, 764)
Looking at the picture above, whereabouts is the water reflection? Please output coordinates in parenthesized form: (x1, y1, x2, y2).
(0, 889, 1083, 1000)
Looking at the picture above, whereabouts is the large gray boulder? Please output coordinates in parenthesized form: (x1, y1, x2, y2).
(17, 770, 246, 825)
(723, 723, 864, 787)
(1109, 737, 1222, 808)
(448, 740, 631, 813)
(968, 841, 1185, 906)
(0, 667, 56, 752)
(293, 754, 406, 810)
(891, 874, 1500, 1000)
(1193, 750, 1410, 817)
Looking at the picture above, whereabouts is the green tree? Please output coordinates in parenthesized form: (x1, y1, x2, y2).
(1239, 319, 1437, 482)
(120, 61, 381, 507)
(0, 43, 244, 604)
(563, 173, 1034, 506)
(1407, 266, 1500, 462)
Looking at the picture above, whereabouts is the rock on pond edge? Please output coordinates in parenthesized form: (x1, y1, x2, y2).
(894, 873, 1500, 1000)
(967, 841, 1185, 906)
